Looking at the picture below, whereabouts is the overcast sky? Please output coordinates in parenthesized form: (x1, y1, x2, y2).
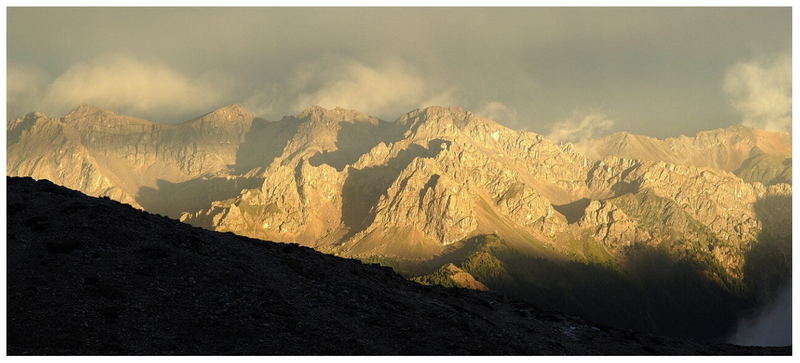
(7, 7, 791, 138)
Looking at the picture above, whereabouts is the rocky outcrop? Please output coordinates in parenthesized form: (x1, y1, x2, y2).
(367, 157, 477, 246)
(413, 263, 490, 291)
(577, 200, 650, 251)
(181, 159, 347, 246)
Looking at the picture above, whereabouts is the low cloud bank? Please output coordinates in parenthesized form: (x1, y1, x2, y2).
(724, 53, 791, 133)
(546, 112, 615, 143)
(9, 54, 227, 121)
(245, 56, 454, 121)
(476, 101, 519, 127)
(729, 282, 792, 347)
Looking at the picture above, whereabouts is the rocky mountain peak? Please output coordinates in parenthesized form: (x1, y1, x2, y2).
(399, 106, 470, 124)
(65, 104, 114, 118)
(23, 111, 49, 121)
(7, 111, 53, 143)
(194, 103, 255, 122)
(420, 105, 469, 117)
(297, 105, 379, 125)
(61, 104, 155, 131)
(9, 111, 49, 128)
(396, 106, 477, 139)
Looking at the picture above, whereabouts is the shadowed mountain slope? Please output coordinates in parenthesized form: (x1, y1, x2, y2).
(6, 176, 790, 355)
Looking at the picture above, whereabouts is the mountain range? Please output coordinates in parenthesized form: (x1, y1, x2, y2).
(7, 104, 792, 342)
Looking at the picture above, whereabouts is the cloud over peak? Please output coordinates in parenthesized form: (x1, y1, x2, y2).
(7, 8, 791, 136)
(245, 57, 454, 121)
(32, 54, 226, 121)
(724, 53, 791, 133)
(292, 59, 427, 118)
(547, 111, 616, 143)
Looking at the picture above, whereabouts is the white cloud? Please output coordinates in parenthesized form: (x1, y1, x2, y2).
(245, 56, 453, 121)
(723, 53, 791, 132)
(242, 85, 283, 119)
(294, 58, 452, 119)
(547, 111, 615, 143)
(13, 54, 456, 123)
(419, 90, 458, 110)
(475, 100, 518, 126)
(38, 54, 226, 120)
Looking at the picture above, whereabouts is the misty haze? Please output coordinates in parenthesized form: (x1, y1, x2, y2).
(5, 6, 793, 356)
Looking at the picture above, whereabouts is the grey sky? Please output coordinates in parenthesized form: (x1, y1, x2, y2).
(7, 7, 791, 138)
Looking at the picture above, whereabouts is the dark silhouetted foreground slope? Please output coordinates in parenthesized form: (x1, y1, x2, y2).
(6, 177, 790, 355)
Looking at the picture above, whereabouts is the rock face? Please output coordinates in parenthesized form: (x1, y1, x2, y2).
(577, 199, 649, 251)
(7, 104, 261, 216)
(7, 111, 139, 207)
(9, 176, 789, 355)
(7, 104, 792, 341)
(575, 125, 791, 185)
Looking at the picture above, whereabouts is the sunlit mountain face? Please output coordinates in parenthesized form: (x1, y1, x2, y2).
(8, 104, 791, 343)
